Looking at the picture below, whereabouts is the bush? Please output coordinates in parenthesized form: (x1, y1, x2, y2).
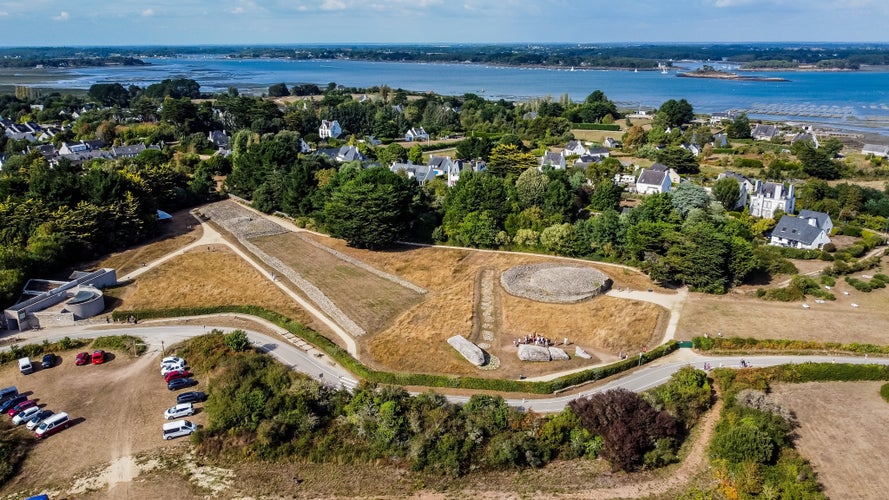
(571, 123, 621, 131)
(881, 383, 889, 403)
(822, 242, 836, 252)
(845, 276, 873, 292)
(0, 337, 89, 366)
(91, 335, 147, 356)
(224, 330, 251, 352)
(819, 275, 836, 286)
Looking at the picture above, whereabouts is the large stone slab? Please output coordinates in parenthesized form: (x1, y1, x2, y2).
(548, 347, 570, 360)
(575, 346, 592, 359)
(517, 344, 553, 361)
(447, 335, 485, 366)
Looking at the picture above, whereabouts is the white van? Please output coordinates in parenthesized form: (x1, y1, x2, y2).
(18, 357, 33, 375)
(162, 419, 197, 440)
(35, 412, 69, 438)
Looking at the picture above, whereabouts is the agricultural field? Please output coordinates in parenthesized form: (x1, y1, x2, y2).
(770, 382, 889, 500)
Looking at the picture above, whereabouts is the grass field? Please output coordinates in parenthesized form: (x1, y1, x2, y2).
(104, 245, 323, 334)
(250, 232, 425, 333)
(770, 382, 889, 500)
(98, 208, 203, 275)
(676, 255, 889, 344)
(302, 236, 666, 378)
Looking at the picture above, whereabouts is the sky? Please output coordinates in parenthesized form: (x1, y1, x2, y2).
(0, 0, 887, 46)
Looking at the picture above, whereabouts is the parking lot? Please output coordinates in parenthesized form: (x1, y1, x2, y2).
(0, 347, 208, 496)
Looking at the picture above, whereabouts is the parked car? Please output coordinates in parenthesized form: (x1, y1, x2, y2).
(35, 412, 69, 438)
(8, 399, 36, 417)
(164, 403, 195, 420)
(26, 409, 54, 431)
(161, 363, 187, 377)
(167, 378, 197, 391)
(160, 357, 186, 369)
(75, 352, 90, 366)
(162, 419, 197, 440)
(0, 394, 27, 413)
(18, 357, 33, 375)
(176, 391, 207, 404)
(41, 353, 55, 369)
(91, 350, 105, 365)
(163, 370, 192, 383)
(0, 386, 17, 402)
(12, 406, 41, 425)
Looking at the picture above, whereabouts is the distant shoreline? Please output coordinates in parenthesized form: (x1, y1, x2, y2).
(676, 71, 790, 82)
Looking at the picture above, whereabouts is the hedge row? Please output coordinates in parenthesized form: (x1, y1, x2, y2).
(881, 383, 889, 403)
(692, 335, 889, 355)
(112, 306, 678, 394)
(766, 362, 889, 383)
(571, 123, 621, 131)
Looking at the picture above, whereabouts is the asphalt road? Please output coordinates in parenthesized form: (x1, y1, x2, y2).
(5, 323, 888, 413)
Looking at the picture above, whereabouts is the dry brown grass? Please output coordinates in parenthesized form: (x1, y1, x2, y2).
(320, 241, 669, 378)
(250, 232, 424, 333)
(105, 245, 325, 334)
(98, 208, 203, 275)
(770, 382, 889, 500)
(676, 258, 889, 344)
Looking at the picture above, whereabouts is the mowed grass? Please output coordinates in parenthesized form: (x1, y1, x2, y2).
(250, 232, 425, 333)
(770, 382, 889, 500)
(303, 236, 666, 378)
(105, 245, 320, 332)
(676, 255, 889, 344)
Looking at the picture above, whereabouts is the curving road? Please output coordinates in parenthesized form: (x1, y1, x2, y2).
(5, 321, 888, 413)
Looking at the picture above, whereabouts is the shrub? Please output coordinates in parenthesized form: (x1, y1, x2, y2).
(822, 242, 836, 252)
(819, 275, 836, 286)
(845, 277, 873, 292)
(92, 335, 147, 356)
(881, 383, 889, 404)
(224, 330, 251, 352)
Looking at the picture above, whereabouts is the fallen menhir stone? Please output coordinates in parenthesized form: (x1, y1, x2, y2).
(518, 344, 552, 361)
(548, 347, 570, 360)
(574, 346, 592, 359)
(447, 335, 485, 366)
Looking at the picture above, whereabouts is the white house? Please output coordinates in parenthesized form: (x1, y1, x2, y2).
(603, 137, 622, 149)
(391, 162, 437, 184)
(751, 124, 778, 141)
(319, 120, 342, 139)
(790, 132, 819, 148)
(797, 209, 834, 234)
(563, 140, 588, 156)
(540, 151, 566, 170)
(749, 180, 795, 219)
(862, 144, 889, 158)
(649, 163, 681, 184)
(770, 214, 831, 250)
(716, 171, 754, 210)
(635, 168, 671, 194)
(405, 127, 429, 142)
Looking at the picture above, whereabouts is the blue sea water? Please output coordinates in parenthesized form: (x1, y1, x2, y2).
(31, 56, 889, 133)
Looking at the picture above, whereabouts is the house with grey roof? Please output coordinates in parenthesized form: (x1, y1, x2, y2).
(635, 168, 671, 195)
(791, 132, 819, 148)
(749, 180, 795, 219)
(564, 140, 588, 156)
(603, 137, 622, 149)
(208, 130, 230, 149)
(649, 162, 681, 184)
(539, 150, 566, 170)
(862, 144, 889, 158)
(316, 145, 367, 163)
(318, 120, 342, 139)
(770, 214, 831, 250)
(797, 209, 833, 234)
(751, 124, 778, 141)
(405, 127, 429, 142)
(390, 162, 437, 184)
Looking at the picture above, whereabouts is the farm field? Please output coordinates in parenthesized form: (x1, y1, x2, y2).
(770, 382, 889, 500)
(676, 254, 889, 345)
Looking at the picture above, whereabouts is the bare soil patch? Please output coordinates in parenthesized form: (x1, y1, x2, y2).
(770, 382, 889, 500)
(676, 256, 889, 344)
(0, 346, 207, 498)
(251, 232, 424, 333)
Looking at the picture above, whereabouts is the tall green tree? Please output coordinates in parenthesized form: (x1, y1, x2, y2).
(323, 167, 415, 249)
(713, 177, 742, 210)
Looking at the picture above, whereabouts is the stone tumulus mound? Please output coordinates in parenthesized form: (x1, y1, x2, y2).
(500, 263, 612, 303)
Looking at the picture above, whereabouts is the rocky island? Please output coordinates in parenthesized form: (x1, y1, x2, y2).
(677, 65, 789, 82)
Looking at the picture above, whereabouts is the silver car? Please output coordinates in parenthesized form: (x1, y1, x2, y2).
(164, 403, 195, 420)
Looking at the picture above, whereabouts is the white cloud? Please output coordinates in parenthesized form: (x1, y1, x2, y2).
(52, 11, 69, 21)
(0, 10, 8, 16)
(141, 9, 154, 16)
(320, 0, 347, 10)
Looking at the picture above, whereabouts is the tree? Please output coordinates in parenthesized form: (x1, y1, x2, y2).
(726, 113, 752, 139)
(657, 99, 694, 128)
(621, 125, 647, 150)
(515, 168, 549, 209)
(408, 144, 424, 165)
(656, 147, 699, 174)
(377, 143, 407, 167)
(713, 177, 742, 210)
(88, 83, 131, 107)
(588, 180, 623, 212)
(323, 167, 415, 249)
(569, 388, 679, 472)
(793, 142, 841, 180)
(487, 144, 538, 177)
(268, 83, 290, 97)
(224, 330, 251, 352)
(671, 183, 711, 217)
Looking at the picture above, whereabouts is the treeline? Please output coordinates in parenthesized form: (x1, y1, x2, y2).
(183, 332, 711, 476)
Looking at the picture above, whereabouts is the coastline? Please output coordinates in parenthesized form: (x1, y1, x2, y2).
(676, 71, 790, 82)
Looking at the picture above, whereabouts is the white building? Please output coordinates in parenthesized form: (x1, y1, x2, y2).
(749, 180, 795, 219)
(319, 120, 342, 139)
(635, 168, 671, 194)
(770, 212, 832, 250)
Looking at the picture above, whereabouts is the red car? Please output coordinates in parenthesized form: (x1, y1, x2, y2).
(8, 399, 36, 417)
(75, 352, 90, 366)
(91, 350, 105, 365)
(163, 370, 192, 383)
